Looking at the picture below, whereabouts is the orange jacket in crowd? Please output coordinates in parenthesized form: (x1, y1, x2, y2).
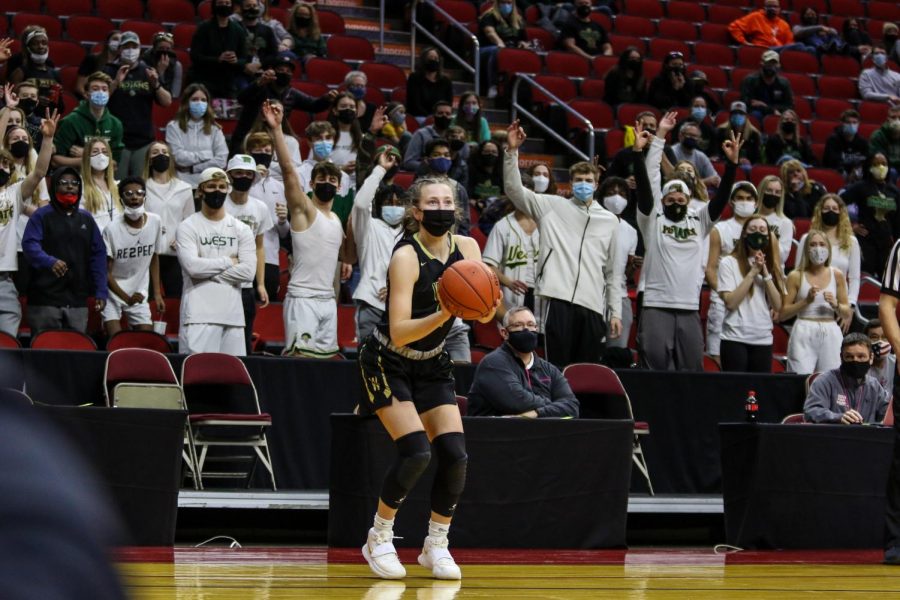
(728, 10, 794, 47)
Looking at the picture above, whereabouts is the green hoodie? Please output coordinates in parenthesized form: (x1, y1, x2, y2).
(54, 100, 124, 163)
(869, 121, 900, 168)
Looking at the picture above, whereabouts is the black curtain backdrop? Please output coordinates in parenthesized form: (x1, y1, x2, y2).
(721, 423, 893, 549)
(328, 415, 634, 548)
(0, 350, 808, 494)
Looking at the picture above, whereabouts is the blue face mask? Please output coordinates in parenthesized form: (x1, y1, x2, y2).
(429, 156, 452, 174)
(499, 3, 513, 16)
(691, 107, 706, 121)
(381, 205, 404, 225)
(348, 85, 366, 100)
(313, 140, 334, 158)
(730, 114, 746, 128)
(90, 90, 109, 107)
(874, 53, 888, 68)
(572, 181, 595, 202)
(189, 100, 208, 118)
(843, 122, 859, 136)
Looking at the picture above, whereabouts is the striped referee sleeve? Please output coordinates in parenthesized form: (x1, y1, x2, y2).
(882, 239, 900, 297)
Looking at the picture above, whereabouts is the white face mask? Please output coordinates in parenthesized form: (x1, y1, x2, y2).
(124, 205, 145, 220)
(603, 193, 628, 215)
(809, 246, 829, 265)
(733, 200, 756, 218)
(381, 205, 404, 226)
(532, 175, 549, 193)
(90, 153, 110, 171)
(120, 48, 140, 63)
(29, 51, 49, 64)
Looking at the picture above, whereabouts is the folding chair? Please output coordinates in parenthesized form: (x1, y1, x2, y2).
(0, 332, 21, 349)
(781, 413, 805, 424)
(104, 348, 201, 488)
(106, 330, 173, 353)
(181, 353, 276, 490)
(30, 329, 96, 351)
(563, 363, 653, 494)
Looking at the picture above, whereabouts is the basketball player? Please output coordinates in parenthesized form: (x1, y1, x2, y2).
(879, 242, 900, 564)
(356, 175, 499, 581)
(260, 102, 344, 358)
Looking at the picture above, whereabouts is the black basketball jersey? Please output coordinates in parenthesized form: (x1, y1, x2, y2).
(377, 233, 464, 352)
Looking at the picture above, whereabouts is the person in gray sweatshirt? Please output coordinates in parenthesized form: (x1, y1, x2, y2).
(803, 332, 889, 424)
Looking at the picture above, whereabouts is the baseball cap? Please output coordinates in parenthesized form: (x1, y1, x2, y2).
(226, 154, 258, 172)
(197, 167, 229, 186)
(730, 101, 747, 113)
(761, 50, 780, 63)
(120, 31, 140, 46)
(264, 55, 297, 71)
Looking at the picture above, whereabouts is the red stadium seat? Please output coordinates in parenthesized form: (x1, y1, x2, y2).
(761, 115, 781, 136)
(604, 128, 625, 156)
(829, 0, 864, 17)
(667, 1, 706, 23)
(12, 14, 62, 39)
(694, 42, 735, 67)
(617, 103, 658, 126)
(809, 120, 840, 144)
(709, 5, 746, 25)
(815, 98, 853, 121)
(589, 12, 613, 32)
(497, 48, 541, 77)
(360, 62, 407, 91)
(66, 16, 116, 44)
(818, 76, 859, 102)
(152, 100, 179, 134)
(7, 0, 41, 11)
(545, 51, 590, 78)
(657, 20, 698, 42)
(811, 142, 825, 164)
(526, 27, 556, 52)
(591, 55, 618, 78)
(147, 0, 196, 23)
(470, 226, 487, 250)
(621, 0, 664, 19)
(121, 21, 167, 45)
(337, 304, 357, 350)
(568, 99, 614, 130)
(807, 168, 846, 193)
(737, 45, 767, 68)
(96, 0, 145, 20)
(45, 0, 92, 16)
(31, 330, 97, 351)
(821, 55, 861, 77)
(868, 2, 900, 21)
(780, 50, 819, 74)
(730, 67, 754, 89)
(859, 122, 880, 138)
(435, 0, 478, 25)
(326, 35, 374, 62)
(782, 73, 816, 97)
(643, 59, 662, 81)
(58, 65, 78, 92)
(699, 65, 728, 89)
(317, 10, 346, 35)
(699, 23, 732, 45)
(648, 39, 690, 61)
(305, 58, 351, 85)
(472, 320, 503, 349)
(0, 332, 20, 349)
(608, 34, 645, 54)
(48, 41, 86, 68)
(197, 0, 212, 19)
(794, 0, 828, 13)
(859, 101, 890, 124)
(749, 164, 780, 184)
(172, 23, 198, 49)
(532, 75, 578, 104)
(614, 16, 656, 38)
(580, 77, 606, 99)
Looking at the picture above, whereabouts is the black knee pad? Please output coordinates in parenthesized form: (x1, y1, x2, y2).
(380, 430, 432, 509)
(431, 432, 468, 517)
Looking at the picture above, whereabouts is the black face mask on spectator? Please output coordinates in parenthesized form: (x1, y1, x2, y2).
(315, 182, 337, 202)
(203, 190, 227, 209)
(243, 7, 260, 20)
(251, 152, 272, 168)
(18, 98, 37, 116)
(10, 141, 29, 159)
(337, 109, 356, 124)
(762, 65, 777, 77)
(295, 16, 311, 27)
(434, 115, 451, 129)
(231, 176, 253, 192)
(575, 4, 592, 18)
(214, 2, 233, 17)
(822, 211, 840, 227)
(507, 329, 539, 353)
(449, 138, 465, 152)
(781, 122, 796, 134)
(840, 360, 869, 381)
(150, 154, 170, 173)
(425, 59, 440, 72)
(762, 193, 780, 209)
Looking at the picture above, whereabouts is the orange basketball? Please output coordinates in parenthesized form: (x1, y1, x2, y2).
(438, 260, 502, 321)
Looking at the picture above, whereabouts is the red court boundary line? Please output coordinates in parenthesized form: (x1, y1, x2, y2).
(115, 547, 887, 565)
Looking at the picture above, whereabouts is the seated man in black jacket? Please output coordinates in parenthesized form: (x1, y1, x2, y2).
(467, 307, 579, 418)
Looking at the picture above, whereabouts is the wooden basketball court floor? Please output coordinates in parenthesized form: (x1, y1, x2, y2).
(118, 547, 900, 598)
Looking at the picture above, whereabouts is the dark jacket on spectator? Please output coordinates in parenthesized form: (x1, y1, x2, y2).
(765, 133, 815, 166)
(740, 72, 794, 116)
(840, 176, 900, 275)
(189, 18, 250, 98)
(468, 343, 580, 417)
(405, 71, 453, 118)
(22, 168, 108, 308)
(783, 180, 826, 219)
(603, 65, 646, 107)
(824, 126, 869, 176)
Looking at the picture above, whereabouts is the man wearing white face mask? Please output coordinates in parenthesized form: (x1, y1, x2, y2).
(504, 121, 622, 368)
(705, 181, 759, 365)
(598, 177, 637, 349)
(101, 177, 165, 337)
(102, 31, 173, 179)
(483, 171, 541, 325)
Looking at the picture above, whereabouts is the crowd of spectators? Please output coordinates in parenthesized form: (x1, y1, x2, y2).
(0, 0, 899, 395)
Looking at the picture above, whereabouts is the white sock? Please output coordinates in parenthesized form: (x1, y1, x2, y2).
(428, 520, 450, 540)
(373, 514, 394, 535)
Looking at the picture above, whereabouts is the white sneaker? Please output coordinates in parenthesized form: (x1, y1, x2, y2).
(417, 580, 462, 599)
(362, 580, 407, 600)
(362, 527, 406, 579)
(417, 535, 461, 580)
